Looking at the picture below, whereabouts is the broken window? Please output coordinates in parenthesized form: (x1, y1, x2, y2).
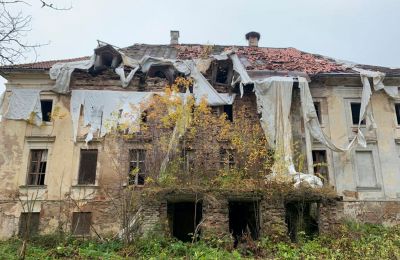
(167, 201, 202, 242)
(350, 103, 365, 125)
(211, 105, 233, 122)
(40, 100, 53, 122)
(313, 102, 321, 123)
(18, 212, 40, 238)
(78, 149, 98, 185)
(212, 60, 233, 85)
(27, 149, 48, 186)
(229, 201, 260, 247)
(129, 149, 146, 185)
(181, 148, 195, 173)
(71, 212, 91, 236)
(147, 65, 175, 84)
(395, 104, 400, 125)
(220, 148, 235, 170)
(285, 202, 319, 242)
(312, 150, 328, 184)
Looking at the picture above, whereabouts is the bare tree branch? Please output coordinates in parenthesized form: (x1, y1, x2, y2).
(0, 0, 71, 65)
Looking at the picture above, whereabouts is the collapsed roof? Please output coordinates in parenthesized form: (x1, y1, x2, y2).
(2, 43, 400, 77)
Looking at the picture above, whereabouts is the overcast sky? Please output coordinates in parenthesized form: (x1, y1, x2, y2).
(1, 0, 400, 92)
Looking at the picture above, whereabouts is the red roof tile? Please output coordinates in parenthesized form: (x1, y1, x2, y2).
(0, 56, 90, 70)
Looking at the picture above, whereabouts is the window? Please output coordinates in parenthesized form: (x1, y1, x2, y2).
(40, 100, 53, 122)
(211, 105, 233, 122)
(181, 148, 195, 172)
(129, 149, 146, 185)
(355, 150, 378, 188)
(313, 102, 321, 123)
(395, 103, 400, 125)
(312, 150, 328, 184)
(351, 103, 365, 125)
(212, 61, 233, 85)
(78, 149, 98, 185)
(220, 148, 235, 169)
(71, 212, 91, 236)
(27, 149, 48, 186)
(19, 212, 40, 238)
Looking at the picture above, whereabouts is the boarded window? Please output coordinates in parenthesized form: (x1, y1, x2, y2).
(27, 149, 48, 186)
(355, 151, 378, 188)
(18, 212, 40, 238)
(40, 100, 53, 122)
(395, 104, 400, 125)
(312, 150, 328, 184)
(71, 212, 91, 236)
(351, 103, 365, 125)
(129, 149, 146, 185)
(313, 102, 321, 123)
(78, 149, 98, 185)
(220, 148, 235, 169)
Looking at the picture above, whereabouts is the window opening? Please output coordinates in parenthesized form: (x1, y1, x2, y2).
(285, 202, 319, 242)
(395, 104, 400, 125)
(19, 212, 40, 238)
(220, 148, 235, 170)
(312, 150, 328, 184)
(78, 149, 98, 185)
(27, 149, 48, 186)
(72, 212, 92, 236)
(313, 102, 321, 123)
(229, 201, 260, 247)
(167, 201, 202, 242)
(40, 100, 53, 122)
(351, 103, 365, 125)
(129, 149, 146, 185)
(181, 148, 195, 173)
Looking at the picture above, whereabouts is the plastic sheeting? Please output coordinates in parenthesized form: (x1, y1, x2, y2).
(70, 90, 154, 142)
(50, 56, 96, 94)
(4, 89, 42, 126)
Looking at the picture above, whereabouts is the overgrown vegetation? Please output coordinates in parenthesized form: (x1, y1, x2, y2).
(0, 223, 399, 259)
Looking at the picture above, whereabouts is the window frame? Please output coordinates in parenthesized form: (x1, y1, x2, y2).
(350, 102, 366, 126)
(40, 99, 53, 122)
(26, 149, 48, 186)
(394, 102, 400, 126)
(71, 212, 92, 236)
(128, 149, 146, 185)
(18, 212, 40, 238)
(219, 148, 235, 170)
(77, 149, 98, 185)
(311, 149, 329, 184)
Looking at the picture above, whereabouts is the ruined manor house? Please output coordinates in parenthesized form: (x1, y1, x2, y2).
(0, 31, 399, 242)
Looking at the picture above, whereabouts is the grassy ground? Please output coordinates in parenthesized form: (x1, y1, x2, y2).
(0, 223, 399, 259)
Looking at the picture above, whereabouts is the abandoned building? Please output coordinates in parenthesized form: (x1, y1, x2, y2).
(0, 31, 399, 243)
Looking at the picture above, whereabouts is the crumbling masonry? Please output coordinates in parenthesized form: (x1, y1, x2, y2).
(0, 31, 400, 242)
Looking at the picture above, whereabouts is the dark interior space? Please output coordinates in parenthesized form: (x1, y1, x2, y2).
(285, 202, 319, 242)
(229, 200, 260, 246)
(167, 201, 202, 242)
(40, 100, 53, 122)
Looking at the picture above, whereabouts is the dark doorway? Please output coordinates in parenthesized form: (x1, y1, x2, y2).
(167, 201, 202, 242)
(285, 202, 319, 242)
(229, 201, 260, 246)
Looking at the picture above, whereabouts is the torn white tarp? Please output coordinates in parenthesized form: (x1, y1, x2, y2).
(70, 90, 154, 142)
(0, 90, 5, 122)
(212, 51, 253, 97)
(188, 60, 236, 105)
(253, 76, 322, 187)
(5, 89, 42, 126)
(50, 56, 96, 94)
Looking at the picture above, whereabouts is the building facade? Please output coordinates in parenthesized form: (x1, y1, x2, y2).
(0, 32, 399, 241)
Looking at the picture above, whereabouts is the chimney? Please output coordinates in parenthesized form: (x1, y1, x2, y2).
(245, 31, 260, 47)
(170, 30, 179, 45)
